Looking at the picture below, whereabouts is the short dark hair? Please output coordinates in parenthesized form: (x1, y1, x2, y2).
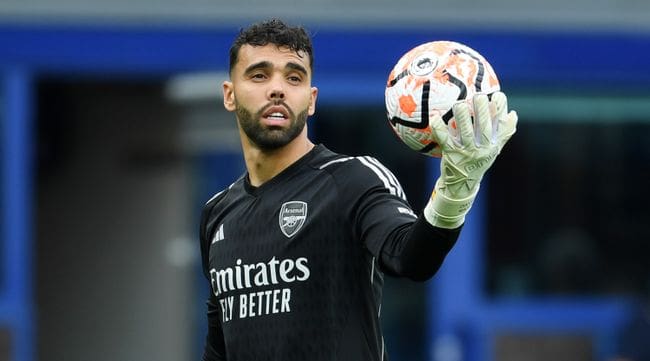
(229, 18, 314, 75)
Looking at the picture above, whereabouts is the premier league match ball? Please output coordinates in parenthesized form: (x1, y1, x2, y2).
(385, 41, 500, 157)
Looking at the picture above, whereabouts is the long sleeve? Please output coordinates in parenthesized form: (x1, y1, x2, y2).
(377, 216, 461, 281)
(202, 295, 227, 361)
(200, 192, 229, 360)
(326, 154, 462, 281)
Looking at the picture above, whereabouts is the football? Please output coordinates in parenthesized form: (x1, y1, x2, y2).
(385, 41, 500, 157)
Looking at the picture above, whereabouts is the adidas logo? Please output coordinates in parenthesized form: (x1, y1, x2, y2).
(211, 224, 225, 244)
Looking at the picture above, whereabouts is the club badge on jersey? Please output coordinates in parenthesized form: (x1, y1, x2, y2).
(279, 201, 308, 238)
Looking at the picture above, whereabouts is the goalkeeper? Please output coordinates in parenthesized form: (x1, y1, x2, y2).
(200, 18, 517, 361)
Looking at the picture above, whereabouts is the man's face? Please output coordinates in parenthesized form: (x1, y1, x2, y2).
(223, 44, 318, 151)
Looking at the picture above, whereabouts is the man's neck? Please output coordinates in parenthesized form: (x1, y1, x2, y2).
(242, 134, 315, 187)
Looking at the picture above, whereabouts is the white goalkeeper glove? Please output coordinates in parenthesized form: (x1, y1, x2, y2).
(424, 91, 518, 229)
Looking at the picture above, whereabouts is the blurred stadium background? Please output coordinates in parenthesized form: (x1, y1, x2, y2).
(1, 1, 649, 360)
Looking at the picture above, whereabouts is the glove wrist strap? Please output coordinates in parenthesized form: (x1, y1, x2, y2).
(424, 183, 479, 229)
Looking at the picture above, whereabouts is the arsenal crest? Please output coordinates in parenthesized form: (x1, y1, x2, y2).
(279, 201, 307, 238)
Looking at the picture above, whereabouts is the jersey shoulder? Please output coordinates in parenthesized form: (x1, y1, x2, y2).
(199, 177, 245, 270)
(312, 147, 407, 201)
(202, 177, 243, 214)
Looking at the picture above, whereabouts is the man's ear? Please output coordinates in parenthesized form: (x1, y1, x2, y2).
(308, 86, 318, 116)
(223, 81, 236, 112)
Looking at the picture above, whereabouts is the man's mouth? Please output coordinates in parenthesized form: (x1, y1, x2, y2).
(267, 112, 287, 120)
(261, 106, 290, 126)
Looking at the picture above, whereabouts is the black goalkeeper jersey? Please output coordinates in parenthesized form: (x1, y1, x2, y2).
(200, 144, 459, 361)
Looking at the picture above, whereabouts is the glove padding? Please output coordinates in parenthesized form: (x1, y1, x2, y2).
(424, 91, 517, 229)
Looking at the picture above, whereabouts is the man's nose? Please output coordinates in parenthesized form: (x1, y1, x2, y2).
(268, 78, 285, 100)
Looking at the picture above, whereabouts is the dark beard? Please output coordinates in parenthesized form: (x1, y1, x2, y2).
(236, 102, 309, 151)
